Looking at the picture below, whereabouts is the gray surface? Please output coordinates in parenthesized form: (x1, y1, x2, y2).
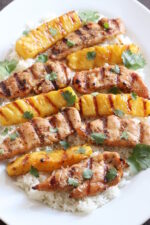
(0, 0, 150, 225)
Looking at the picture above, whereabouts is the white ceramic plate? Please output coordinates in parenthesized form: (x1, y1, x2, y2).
(0, 0, 150, 225)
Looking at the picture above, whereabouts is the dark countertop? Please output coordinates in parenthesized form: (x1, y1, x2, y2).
(0, 0, 150, 225)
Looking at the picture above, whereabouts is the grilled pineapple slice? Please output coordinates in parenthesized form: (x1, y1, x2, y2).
(16, 11, 82, 59)
(76, 93, 150, 117)
(7, 145, 92, 176)
(0, 87, 77, 126)
(67, 44, 139, 70)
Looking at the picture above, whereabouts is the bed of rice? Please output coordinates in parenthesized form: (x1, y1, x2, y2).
(0, 13, 147, 213)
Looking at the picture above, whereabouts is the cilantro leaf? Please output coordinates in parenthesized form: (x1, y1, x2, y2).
(30, 166, 39, 178)
(131, 92, 137, 100)
(68, 177, 79, 187)
(23, 111, 33, 120)
(76, 147, 86, 154)
(127, 144, 150, 172)
(105, 168, 117, 182)
(66, 40, 75, 48)
(120, 131, 128, 140)
(91, 133, 106, 144)
(45, 146, 53, 153)
(49, 28, 57, 37)
(45, 72, 57, 81)
(114, 109, 124, 117)
(78, 10, 100, 23)
(110, 65, 120, 74)
(91, 92, 99, 96)
(59, 141, 70, 150)
(61, 91, 76, 106)
(103, 22, 109, 30)
(83, 168, 93, 179)
(23, 30, 29, 36)
(36, 54, 48, 63)
(0, 149, 4, 155)
(1, 128, 9, 136)
(122, 50, 146, 70)
(108, 86, 122, 94)
(49, 127, 58, 133)
(9, 132, 19, 141)
(86, 51, 96, 60)
(0, 59, 18, 79)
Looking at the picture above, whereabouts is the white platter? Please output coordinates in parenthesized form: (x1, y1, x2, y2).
(0, 0, 150, 225)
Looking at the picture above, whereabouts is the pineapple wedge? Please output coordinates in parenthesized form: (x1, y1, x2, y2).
(7, 145, 92, 176)
(0, 87, 77, 126)
(16, 11, 82, 59)
(76, 93, 150, 117)
(67, 44, 139, 70)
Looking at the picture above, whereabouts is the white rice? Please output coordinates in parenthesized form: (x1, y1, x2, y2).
(0, 13, 147, 213)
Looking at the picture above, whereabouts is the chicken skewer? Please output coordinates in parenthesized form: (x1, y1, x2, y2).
(33, 152, 126, 199)
(73, 65, 150, 99)
(0, 107, 81, 160)
(0, 60, 71, 99)
(48, 18, 125, 60)
(77, 115, 150, 146)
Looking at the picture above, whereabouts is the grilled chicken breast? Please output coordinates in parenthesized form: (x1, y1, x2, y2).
(0, 60, 71, 99)
(0, 107, 81, 160)
(77, 115, 150, 147)
(49, 18, 125, 60)
(33, 152, 126, 199)
(73, 65, 149, 98)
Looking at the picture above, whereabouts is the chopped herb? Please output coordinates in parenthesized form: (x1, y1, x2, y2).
(108, 86, 122, 94)
(127, 144, 150, 172)
(91, 133, 106, 144)
(0, 149, 4, 155)
(110, 65, 120, 74)
(9, 132, 19, 141)
(0, 59, 18, 79)
(23, 30, 29, 36)
(122, 50, 146, 70)
(1, 128, 8, 136)
(66, 40, 75, 48)
(76, 147, 86, 154)
(36, 54, 48, 63)
(49, 28, 57, 37)
(49, 127, 58, 133)
(120, 131, 128, 140)
(45, 72, 57, 81)
(23, 111, 33, 120)
(86, 51, 96, 60)
(45, 146, 53, 153)
(103, 22, 109, 30)
(83, 168, 93, 179)
(78, 10, 100, 23)
(105, 168, 117, 182)
(30, 166, 39, 178)
(91, 92, 99, 96)
(68, 177, 79, 187)
(114, 109, 124, 117)
(59, 141, 70, 150)
(131, 92, 137, 100)
(61, 91, 76, 106)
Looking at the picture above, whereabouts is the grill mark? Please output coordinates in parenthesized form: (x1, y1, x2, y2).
(82, 24, 90, 31)
(127, 97, 132, 111)
(48, 116, 60, 140)
(44, 95, 58, 110)
(63, 109, 74, 131)
(75, 29, 82, 36)
(0, 81, 11, 97)
(102, 117, 108, 137)
(17, 127, 28, 149)
(61, 150, 68, 166)
(14, 73, 27, 91)
(85, 122, 91, 136)
(51, 48, 61, 55)
(60, 63, 70, 85)
(139, 122, 144, 143)
(87, 157, 93, 195)
(31, 120, 44, 144)
(13, 102, 24, 114)
(112, 19, 120, 30)
(93, 96, 98, 116)
(0, 110, 8, 120)
(50, 175, 57, 186)
(44, 64, 58, 89)
(62, 38, 67, 44)
(108, 95, 114, 110)
(101, 67, 105, 82)
(143, 100, 147, 116)
(30, 66, 39, 79)
(25, 99, 40, 116)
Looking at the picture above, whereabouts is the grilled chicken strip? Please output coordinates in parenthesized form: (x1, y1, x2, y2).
(0, 107, 81, 161)
(49, 18, 125, 60)
(77, 115, 150, 147)
(73, 65, 150, 98)
(33, 152, 126, 199)
(0, 60, 71, 99)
